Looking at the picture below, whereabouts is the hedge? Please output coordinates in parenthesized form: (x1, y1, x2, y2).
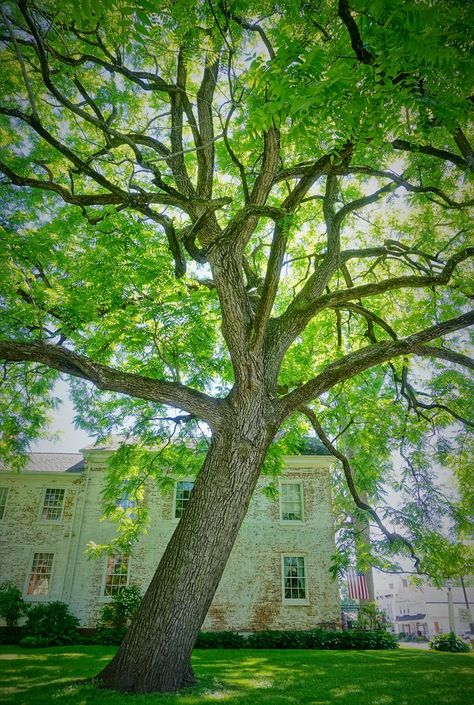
(195, 629, 398, 650)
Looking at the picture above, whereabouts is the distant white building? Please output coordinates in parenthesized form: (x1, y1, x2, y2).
(376, 577, 474, 637)
(0, 440, 341, 632)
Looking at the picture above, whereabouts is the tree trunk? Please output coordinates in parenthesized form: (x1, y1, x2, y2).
(98, 400, 274, 693)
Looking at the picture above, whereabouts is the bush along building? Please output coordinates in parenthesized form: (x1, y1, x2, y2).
(0, 439, 340, 632)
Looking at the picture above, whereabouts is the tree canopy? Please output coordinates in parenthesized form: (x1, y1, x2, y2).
(0, 0, 473, 665)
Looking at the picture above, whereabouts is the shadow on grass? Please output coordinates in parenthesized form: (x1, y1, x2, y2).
(0, 646, 473, 705)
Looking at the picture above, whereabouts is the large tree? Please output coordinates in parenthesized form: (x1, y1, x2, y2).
(0, 0, 473, 693)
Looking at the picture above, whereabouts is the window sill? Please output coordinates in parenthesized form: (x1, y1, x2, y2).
(34, 520, 65, 526)
(279, 520, 305, 526)
(282, 599, 310, 606)
(23, 595, 51, 602)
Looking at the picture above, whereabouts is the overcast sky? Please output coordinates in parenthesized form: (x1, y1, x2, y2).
(30, 380, 93, 452)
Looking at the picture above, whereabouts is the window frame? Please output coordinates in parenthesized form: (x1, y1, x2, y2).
(0, 486, 9, 520)
(279, 480, 304, 524)
(100, 554, 131, 600)
(281, 554, 309, 605)
(173, 479, 195, 521)
(24, 551, 55, 601)
(38, 487, 66, 523)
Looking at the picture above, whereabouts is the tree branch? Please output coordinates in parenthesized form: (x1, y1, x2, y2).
(0, 340, 223, 429)
(279, 310, 474, 415)
(391, 139, 469, 171)
(301, 406, 420, 568)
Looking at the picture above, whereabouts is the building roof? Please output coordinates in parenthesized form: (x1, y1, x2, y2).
(20, 453, 84, 473)
(82, 435, 330, 456)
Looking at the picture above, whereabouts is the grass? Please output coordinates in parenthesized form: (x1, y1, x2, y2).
(0, 645, 473, 705)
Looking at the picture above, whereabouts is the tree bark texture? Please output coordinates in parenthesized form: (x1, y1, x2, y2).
(99, 394, 275, 693)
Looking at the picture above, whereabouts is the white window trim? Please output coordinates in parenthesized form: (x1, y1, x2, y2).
(172, 478, 195, 522)
(279, 480, 305, 525)
(100, 554, 131, 601)
(0, 486, 10, 521)
(281, 554, 309, 605)
(37, 487, 67, 524)
(23, 550, 55, 602)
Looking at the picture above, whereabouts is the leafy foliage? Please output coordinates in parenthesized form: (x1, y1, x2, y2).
(97, 585, 142, 630)
(20, 601, 80, 647)
(194, 628, 398, 650)
(0, 582, 27, 629)
(430, 632, 471, 653)
(355, 603, 388, 632)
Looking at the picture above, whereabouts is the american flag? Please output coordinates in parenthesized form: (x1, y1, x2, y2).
(347, 567, 369, 600)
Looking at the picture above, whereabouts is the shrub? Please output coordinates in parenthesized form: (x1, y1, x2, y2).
(430, 632, 470, 653)
(0, 581, 27, 628)
(20, 601, 79, 647)
(194, 629, 398, 650)
(195, 631, 246, 648)
(97, 585, 142, 629)
(86, 626, 128, 646)
(355, 603, 388, 632)
(93, 585, 142, 645)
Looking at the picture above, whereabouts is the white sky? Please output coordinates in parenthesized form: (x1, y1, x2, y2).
(30, 380, 93, 452)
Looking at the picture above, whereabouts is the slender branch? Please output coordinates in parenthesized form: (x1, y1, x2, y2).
(337, 0, 375, 65)
(224, 9, 275, 59)
(301, 406, 420, 568)
(0, 5, 38, 118)
(277, 247, 474, 346)
(413, 345, 474, 371)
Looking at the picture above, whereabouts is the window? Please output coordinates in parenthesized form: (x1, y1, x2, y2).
(102, 555, 129, 596)
(174, 481, 194, 518)
(282, 556, 307, 602)
(116, 482, 136, 514)
(280, 482, 303, 522)
(0, 487, 8, 519)
(26, 552, 54, 596)
(40, 488, 65, 522)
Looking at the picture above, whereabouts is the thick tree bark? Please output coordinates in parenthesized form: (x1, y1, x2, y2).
(98, 393, 275, 693)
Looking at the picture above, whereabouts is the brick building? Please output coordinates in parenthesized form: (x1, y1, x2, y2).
(0, 439, 340, 631)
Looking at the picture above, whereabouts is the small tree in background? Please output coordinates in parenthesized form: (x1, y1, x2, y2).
(0, 581, 27, 630)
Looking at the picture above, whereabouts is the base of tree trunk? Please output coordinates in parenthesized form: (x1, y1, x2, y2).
(98, 657, 196, 693)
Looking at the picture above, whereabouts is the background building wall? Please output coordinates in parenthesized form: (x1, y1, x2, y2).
(1, 450, 340, 631)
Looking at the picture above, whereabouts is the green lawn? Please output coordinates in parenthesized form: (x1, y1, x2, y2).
(0, 646, 473, 705)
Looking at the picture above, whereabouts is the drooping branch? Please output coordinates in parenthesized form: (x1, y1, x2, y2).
(301, 406, 420, 568)
(396, 364, 474, 427)
(0, 340, 223, 429)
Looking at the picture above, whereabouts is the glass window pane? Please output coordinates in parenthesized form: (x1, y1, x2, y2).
(41, 488, 65, 521)
(175, 481, 194, 518)
(283, 556, 306, 601)
(280, 483, 303, 521)
(103, 555, 129, 596)
(27, 552, 54, 595)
